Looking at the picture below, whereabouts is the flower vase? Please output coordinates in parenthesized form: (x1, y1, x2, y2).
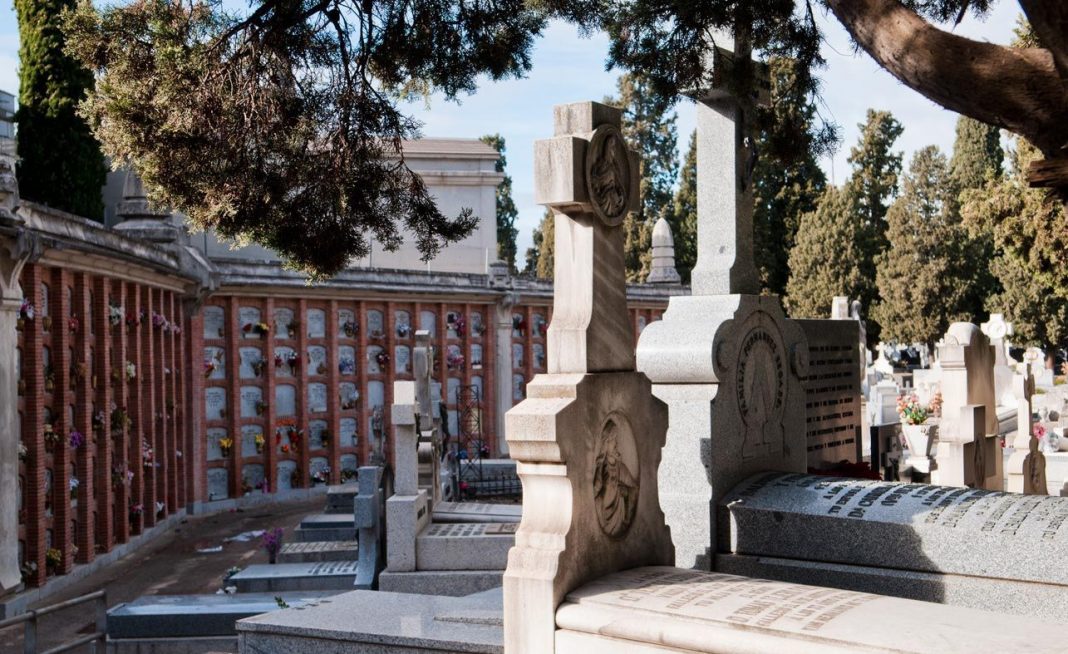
(902, 423, 938, 474)
(269, 551, 277, 564)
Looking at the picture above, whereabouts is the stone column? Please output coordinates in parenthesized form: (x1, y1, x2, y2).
(0, 157, 33, 595)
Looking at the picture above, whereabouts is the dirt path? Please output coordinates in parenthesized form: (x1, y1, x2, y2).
(1, 496, 324, 653)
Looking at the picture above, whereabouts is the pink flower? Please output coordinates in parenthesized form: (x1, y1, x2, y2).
(1033, 424, 1047, 439)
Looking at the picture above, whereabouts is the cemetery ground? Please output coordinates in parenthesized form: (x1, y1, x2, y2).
(0, 495, 323, 653)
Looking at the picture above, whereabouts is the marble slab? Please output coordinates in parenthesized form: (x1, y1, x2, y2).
(555, 566, 1068, 654)
(237, 587, 502, 653)
(279, 541, 360, 563)
(416, 523, 516, 571)
(720, 472, 1068, 585)
(107, 592, 338, 638)
(432, 502, 522, 524)
(230, 561, 358, 593)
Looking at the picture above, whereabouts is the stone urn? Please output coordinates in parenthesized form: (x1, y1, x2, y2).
(902, 422, 938, 473)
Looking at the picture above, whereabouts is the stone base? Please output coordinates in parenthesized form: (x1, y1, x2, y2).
(416, 523, 515, 571)
(716, 553, 1068, 615)
(378, 569, 503, 597)
(326, 483, 359, 514)
(236, 588, 502, 653)
(278, 541, 359, 563)
(431, 502, 521, 524)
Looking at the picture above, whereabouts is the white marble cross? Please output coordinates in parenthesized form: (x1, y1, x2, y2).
(534, 101, 640, 374)
(689, 29, 769, 296)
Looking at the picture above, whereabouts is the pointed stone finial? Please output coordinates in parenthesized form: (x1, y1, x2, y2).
(646, 216, 681, 284)
(116, 169, 167, 222)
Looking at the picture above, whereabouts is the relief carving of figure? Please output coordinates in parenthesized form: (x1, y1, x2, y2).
(1024, 436, 1048, 495)
(587, 128, 630, 224)
(593, 418, 639, 538)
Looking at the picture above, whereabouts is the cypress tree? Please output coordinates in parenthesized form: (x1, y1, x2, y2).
(479, 134, 520, 272)
(785, 185, 872, 319)
(949, 116, 1003, 191)
(16, 0, 106, 220)
(534, 209, 555, 281)
(846, 109, 904, 251)
(872, 146, 970, 346)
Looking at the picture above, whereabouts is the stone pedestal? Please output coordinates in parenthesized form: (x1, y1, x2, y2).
(636, 294, 808, 569)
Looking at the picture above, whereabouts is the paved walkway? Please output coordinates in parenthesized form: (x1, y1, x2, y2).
(0, 496, 324, 653)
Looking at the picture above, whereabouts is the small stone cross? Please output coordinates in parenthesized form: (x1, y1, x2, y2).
(534, 101, 640, 374)
(1012, 365, 1036, 451)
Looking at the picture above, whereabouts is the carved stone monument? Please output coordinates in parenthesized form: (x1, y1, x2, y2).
(504, 101, 674, 652)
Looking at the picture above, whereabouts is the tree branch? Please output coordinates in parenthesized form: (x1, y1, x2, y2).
(824, 0, 1068, 157)
(1019, 0, 1068, 83)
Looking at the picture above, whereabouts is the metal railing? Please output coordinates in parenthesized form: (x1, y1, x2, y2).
(0, 590, 107, 654)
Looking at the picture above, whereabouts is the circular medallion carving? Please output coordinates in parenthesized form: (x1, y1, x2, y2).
(736, 327, 787, 458)
(585, 125, 631, 227)
(593, 412, 640, 539)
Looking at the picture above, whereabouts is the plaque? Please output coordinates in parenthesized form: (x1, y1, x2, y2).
(513, 374, 525, 401)
(274, 346, 297, 377)
(338, 309, 355, 338)
(238, 307, 262, 339)
(308, 346, 328, 376)
(277, 461, 297, 491)
(206, 428, 227, 461)
(309, 420, 328, 450)
(205, 387, 227, 421)
(367, 381, 385, 409)
(419, 310, 435, 332)
(307, 309, 326, 339)
(241, 425, 263, 457)
(340, 418, 358, 446)
(274, 308, 295, 339)
(203, 306, 225, 339)
(275, 384, 296, 416)
(240, 386, 264, 418)
(207, 468, 229, 500)
(512, 343, 524, 368)
(308, 383, 328, 413)
(339, 382, 359, 410)
(339, 346, 356, 375)
(367, 310, 384, 337)
(241, 464, 265, 494)
(367, 346, 384, 374)
(395, 346, 410, 374)
(395, 311, 411, 338)
(239, 347, 263, 379)
(204, 347, 225, 380)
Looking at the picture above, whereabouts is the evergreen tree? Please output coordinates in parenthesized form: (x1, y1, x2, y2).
(785, 185, 872, 319)
(949, 117, 1003, 191)
(948, 115, 1003, 322)
(753, 58, 830, 296)
(961, 137, 1068, 350)
(534, 209, 555, 280)
(16, 0, 106, 220)
(604, 72, 678, 282)
(872, 146, 971, 346)
(479, 134, 519, 271)
(846, 109, 904, 246)
(665, 130, 697, 284)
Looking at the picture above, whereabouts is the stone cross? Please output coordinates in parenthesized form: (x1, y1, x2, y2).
(354, 465, 384, 589)
(688, 29, 767, 296)
(1007, 365, 1044, 494)
(385, 380, 431, 574)
(505, 101, 673, 653)
(534, 102, 639, 373)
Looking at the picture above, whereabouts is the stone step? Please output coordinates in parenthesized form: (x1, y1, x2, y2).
(278, 540, 360, 563)
(326, 483, 359, 514)
(416, 522, 516, 571)
(294, 526, 357, 542)
(431, 501, 521, 524)
(230, 561, 358, 593)
(377, 569, 505, 597)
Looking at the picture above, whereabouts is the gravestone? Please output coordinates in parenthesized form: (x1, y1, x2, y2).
(1007, 365, 1045, 494)
(505, 101, 674, 652)
(203, 306, 225, 339)
(981, 313, 1015, 406)
(355, 466, 385, 589)
(207, 468, 228, 500)
(205, 387, 226, 420)
(635, 40, 810, 568)
(307, 383, 327, 413)
(238, 347, 262, 378)
(238, 307, 261, 337)
(717, 471, 1068, 613)
(239, 386, 262, 418)
(385, 380, 431, 574)
(279, 540, 359, 563)
(275, 384, 296, 416)
(306, 309, 326, 338)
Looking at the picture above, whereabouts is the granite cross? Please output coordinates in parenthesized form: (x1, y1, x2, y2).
(689, 28, 769, 296)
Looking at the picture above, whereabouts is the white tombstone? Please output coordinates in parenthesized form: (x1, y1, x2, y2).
(870, 380, 901, 427)
(981, 313, 1016, 406)
(934, 323, 1002, 490)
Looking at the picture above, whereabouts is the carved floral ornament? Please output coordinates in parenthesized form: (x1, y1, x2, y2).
(584, 124, 632, 228)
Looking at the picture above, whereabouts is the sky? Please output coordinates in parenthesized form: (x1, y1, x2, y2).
(0, 2, 1022, 260)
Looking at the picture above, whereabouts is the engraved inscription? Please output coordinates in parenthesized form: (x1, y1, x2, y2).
(593, 413, 640, 539)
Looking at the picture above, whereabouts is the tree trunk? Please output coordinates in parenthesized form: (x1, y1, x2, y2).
(824, 0, 1068, 199)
